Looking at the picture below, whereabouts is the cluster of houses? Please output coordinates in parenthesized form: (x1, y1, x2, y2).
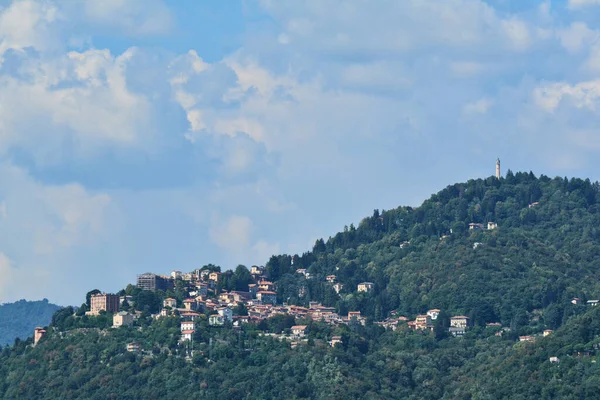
(36, 252, 598, 350)
(375, 309, 475, 337)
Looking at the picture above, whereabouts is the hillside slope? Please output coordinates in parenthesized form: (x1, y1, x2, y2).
(268, 172, 600, 332)
(2, 172, 600, 399)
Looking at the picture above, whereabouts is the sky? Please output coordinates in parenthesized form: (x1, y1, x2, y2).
(1, 0, 600, 305)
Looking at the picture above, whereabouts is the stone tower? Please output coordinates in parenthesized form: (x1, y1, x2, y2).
(495, 158, 501, 179)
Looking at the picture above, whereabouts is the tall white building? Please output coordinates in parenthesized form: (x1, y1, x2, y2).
(495, 158, 501, 179)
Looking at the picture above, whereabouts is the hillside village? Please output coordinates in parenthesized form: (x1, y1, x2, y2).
(14, 173, 600, 398)
(33, 213, 596, 354)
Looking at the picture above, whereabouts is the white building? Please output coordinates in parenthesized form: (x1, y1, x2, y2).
(332, 283, 344, 294)
(181, 330, 194, 341)
(427, 309, 440, 320)
(181, 321, 195, 332)
(171, 270, 182, 279)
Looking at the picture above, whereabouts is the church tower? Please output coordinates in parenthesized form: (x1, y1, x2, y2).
(495, 158, 501, 179)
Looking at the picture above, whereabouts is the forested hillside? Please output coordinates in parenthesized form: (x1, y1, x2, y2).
(0, 299, 61, 346)
(268, 171, 600, 331)
(3, 171, 600, 399)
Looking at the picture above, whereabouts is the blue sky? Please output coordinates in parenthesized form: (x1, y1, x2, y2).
(1, 0, 600, 305)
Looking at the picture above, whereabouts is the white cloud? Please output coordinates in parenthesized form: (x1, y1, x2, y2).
(568, 0, 600, 9)
(259, 0, 537, 55)
(339, 62, 412, 90)
(0, 164, 112, 254)
(213, 118, 265, 143)
(533, 80, 600, 112)
(210, 214, 253, 251)
(0, 252, 17, 301)
(584, 45, 600, 72)
(81, 0, 172, 36)
(556, 22, 598, 53)
(0, 0, 60, 58)
(501, 18, 532, 52)
(0, 163, 113, 302)
(252, 240, 280, 262)
(0, 47, 155, 164)
(209, 214, 279, 263)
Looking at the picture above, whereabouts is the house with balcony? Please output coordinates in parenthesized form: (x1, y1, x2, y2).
(415, 315, 433, 330)
(449, 316, 472, 336)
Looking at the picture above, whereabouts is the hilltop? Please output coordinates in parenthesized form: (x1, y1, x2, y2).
(2, 171, 600, 399)
(0, 299, 61, 346)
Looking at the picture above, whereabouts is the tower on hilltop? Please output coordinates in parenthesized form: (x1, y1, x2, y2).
(495, 158, 501, 179)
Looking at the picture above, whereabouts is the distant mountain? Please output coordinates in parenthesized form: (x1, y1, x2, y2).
(0, 299, 61, 346)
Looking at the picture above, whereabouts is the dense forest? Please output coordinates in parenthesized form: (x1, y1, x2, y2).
(0, 299, 61, 346)
(3, 171, 600, 399)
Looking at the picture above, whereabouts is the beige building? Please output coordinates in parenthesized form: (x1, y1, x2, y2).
(89, 293, 120, 315)
(258, 280, 277, 292)
(126, 342, 141, 352)
(357, 282, 374, 293)
(291, 325, 308, 338)
(415, 315, 433, 330)
(450, 316, 471, 328)
(183, 298, 198, 310)
(330, 336, 342, 347)
(163, 298, 177, 308)
(113, 311, 134, 328)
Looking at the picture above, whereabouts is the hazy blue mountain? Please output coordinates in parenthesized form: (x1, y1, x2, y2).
(0, 299, 61, 346)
